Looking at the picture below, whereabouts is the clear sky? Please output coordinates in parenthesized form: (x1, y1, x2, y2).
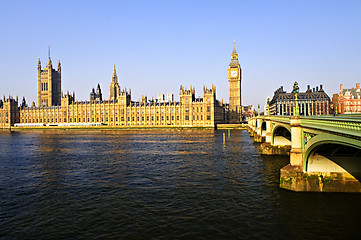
(1, 0, 360, 109)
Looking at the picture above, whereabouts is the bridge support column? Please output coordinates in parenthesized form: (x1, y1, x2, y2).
(254, 118, 264, 143)
(247, 118, 256, 136)
(280, 116, 306, 191)
(290, 116, 302, 166)
(265, 117, 272, 144)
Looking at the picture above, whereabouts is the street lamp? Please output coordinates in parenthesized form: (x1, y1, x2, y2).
(292, 81, 300, 116)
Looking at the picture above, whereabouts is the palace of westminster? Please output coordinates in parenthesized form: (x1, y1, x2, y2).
(1, 43, 338, 128)
(0, 45, 244, 128)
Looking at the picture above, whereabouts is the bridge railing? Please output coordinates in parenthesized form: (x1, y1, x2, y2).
(247, 115, 290, 124)
(247, 115, 361, 138)
(301, 115, 361, 138)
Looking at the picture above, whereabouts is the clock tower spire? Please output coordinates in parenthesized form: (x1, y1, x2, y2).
(228, 41, 242, 122)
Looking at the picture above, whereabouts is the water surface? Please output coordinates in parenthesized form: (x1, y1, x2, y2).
(0, 129, 360, 239)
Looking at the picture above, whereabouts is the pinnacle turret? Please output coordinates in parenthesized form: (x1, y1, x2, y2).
(230, 41, 239, 66)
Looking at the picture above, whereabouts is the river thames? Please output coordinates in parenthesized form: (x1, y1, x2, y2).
(0, 129, 360, 239)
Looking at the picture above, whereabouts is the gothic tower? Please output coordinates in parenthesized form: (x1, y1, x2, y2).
(37, 51, 61, 106)
(228, 41, 242, 122)
(109, 65, 120, 100)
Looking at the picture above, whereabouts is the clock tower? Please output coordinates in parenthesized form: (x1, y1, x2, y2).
(228, 41, 242, 122)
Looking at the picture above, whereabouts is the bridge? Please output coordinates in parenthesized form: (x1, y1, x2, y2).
(248, 114, 361, 192)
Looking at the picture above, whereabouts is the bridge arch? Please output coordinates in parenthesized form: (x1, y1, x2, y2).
(305, 140, 361, 181)
(272, 124, 291, 146)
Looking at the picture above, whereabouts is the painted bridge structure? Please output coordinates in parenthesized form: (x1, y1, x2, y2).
(248, 114, 361, 192)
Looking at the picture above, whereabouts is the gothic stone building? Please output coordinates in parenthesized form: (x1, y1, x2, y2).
(269, 84, 331, 116)
(1, 45, 244, 128)
(228, 42, 242, 122)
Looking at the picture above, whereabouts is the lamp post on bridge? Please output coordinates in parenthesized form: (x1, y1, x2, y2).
(289, 80, 302, 167)
(292, 81, 300, 116)
(267, 97, 270, 116)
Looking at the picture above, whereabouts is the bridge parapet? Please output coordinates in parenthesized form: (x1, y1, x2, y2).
(301, 116, 361, 138)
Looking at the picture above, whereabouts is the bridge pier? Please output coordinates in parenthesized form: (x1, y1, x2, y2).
(253, 118, 264, 143)
(280, 116, 306, 191)
(265, 117, 272, 143)
(248, 118, 256, 137)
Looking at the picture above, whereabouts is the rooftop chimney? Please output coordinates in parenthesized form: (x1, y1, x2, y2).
(320, 85, 323, 91)
(357, 83, 360, 90)
(340, 84, 343, 91)
(316, 86, 319, 92)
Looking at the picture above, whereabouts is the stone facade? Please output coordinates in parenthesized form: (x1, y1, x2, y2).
(37, 57, 61, 107)
(228, 42, 242, 122)
(338, 83, 361, 114)
(17, 84, 224, 128)
(2, 45, 246, 128)
(0, 96, 19, 128)
(269, 84, 331, 116)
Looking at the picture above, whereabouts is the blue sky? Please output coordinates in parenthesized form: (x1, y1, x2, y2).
(0, 0, 360, 109)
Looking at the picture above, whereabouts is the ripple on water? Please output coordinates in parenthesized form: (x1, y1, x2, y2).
(1, 130, 361, 239)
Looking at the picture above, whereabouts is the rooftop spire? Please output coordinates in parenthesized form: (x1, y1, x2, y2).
(230, 41, 239, 66)
(113, 64, 116, 76)
(111, 64, 118, 84)
(47, 45, 52, 67)
(232, 40, 237, 55)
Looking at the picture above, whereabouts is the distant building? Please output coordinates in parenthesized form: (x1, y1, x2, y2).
(90, 84, 103, 101)
(242, 105, 254, 119)
(269, 84, 331, 116)
(338, 83, 361, 114)
(228, 42, 242, 122)
(1, 44, 244, 128)
(37, 57, 61, 106)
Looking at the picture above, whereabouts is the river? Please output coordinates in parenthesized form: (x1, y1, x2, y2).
(0, 129, 360, 239)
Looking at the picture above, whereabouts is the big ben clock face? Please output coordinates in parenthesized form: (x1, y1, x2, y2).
(231, 70, 238, 77)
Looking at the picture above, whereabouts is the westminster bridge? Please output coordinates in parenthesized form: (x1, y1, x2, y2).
(247, 114, 361, 192)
